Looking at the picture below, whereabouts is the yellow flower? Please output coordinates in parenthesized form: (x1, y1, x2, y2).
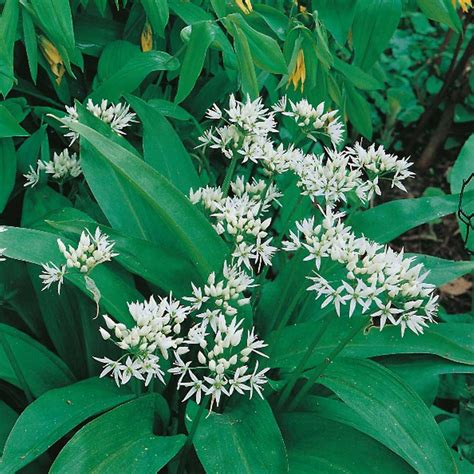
(39, 36, 65, 85)
(235, 0, 253, 15)
(288, 49, 306, 93)
(141, 22, 153, 52)
(452, 0, 472, 11)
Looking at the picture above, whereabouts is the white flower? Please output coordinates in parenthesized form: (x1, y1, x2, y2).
(40, 149, 82, 182)
(23, 165, 41, 187)
(40, 262, 67, 294)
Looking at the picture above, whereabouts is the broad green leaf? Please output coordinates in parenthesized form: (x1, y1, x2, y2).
(271, 319, 474, 370)
(0, 324, 75, 398)
(416, 0, 462, 32)
(0, 401, 17, 455)
(0, 0, 19, 96)
(187, 398, 288, 473)
(45, 208, 204, 296)
(127, 96, 200, 192)
(279, 412, 413, 473)
(253, 5, 289, 41)
(345, 83, 373, 139)
(352, 0, 402, 70)
(316, 0, 358, 45)
(51, 395, 184, 473)
(228, 14, 287, 75)
(348, 192, 472, 243)
(334, 57, 383, 90)
(0, 378, 134, 473)
(16, 125, 47, 174)
(141, 0, 169, 38)
(96, 40, 141, 83)
(65, 118, 227, 281)
(0, 104, 29, 138)
(450, 134, 474, 194)
(22, 8, 38, 83)
(410, 254, 474, 287)
(0, 138, 16, 213)
(175, 21, 215, 104)
(88, 51, 179, 102)
(232, 24, 259, 99)
(0, 226, 139, 325)
(318, 358, 457, 473)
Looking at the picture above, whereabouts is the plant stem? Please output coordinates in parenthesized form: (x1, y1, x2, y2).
(277, 314, 333, 410)
(287, 317, 369, 411)
(221, 153, 239, 195)
(0, 331, 34, 403)
(177, 400, 208, 474)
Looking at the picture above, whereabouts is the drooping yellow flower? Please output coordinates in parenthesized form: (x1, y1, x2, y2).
(288, 49, 306, 93)
(39, 35, 65, 85)
(235, 0, 253, 15)
(452, 0, 472, 11)
(141, 21, 153, 52)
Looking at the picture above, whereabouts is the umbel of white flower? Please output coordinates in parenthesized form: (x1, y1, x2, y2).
(283, 206, 439, 336)
(40, 227, 118, 294)
(63, 99, 137, 144)
(95, 295, 189, 386)
(23, 148, 82, 188)
(190, 177, 280, 272)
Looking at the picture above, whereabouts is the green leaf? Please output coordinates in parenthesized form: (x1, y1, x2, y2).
(141, 0, 169, 37)
(416, 0, 462, 32)
(0, 401, 17, 455)
(0, 0, 19, 96)
(334, 57, 383, 90)
(0, 324, 75, 398)
(0, 138, 16, 213)
(345, 83, 373, 139)
(88, 51, 179, 102)
(271, 320, 474, 370)
(127, 95, 200, 192)
(187, 398, 288, 473)
(22, 8, 38, 83)
(51, 395, 184, 473)
(96, 40, 141, 84)
(64, 118, 227, 281)
(318, 358, 457, 473)
(279, 412, 413, 473)
(175, 21, 215, 104)
(316, 0, 357, 45)
(0, 378, 134, 473)
(0, 104, 29, 138)
(348, 192, 472, 243)
(352, 0, 402, 70)
(450, 134, 474, 194)
(232, 24, 259, 99)
(228, 14, 287, 75)
(0, 226, 139, 325)
(410, 254, 474, 287)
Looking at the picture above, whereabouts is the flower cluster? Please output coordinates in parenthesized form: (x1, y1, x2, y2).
(64, 99, 137, 144)
(40, 227, 117, 294)
(190, 177, 280, 272)
(95, 295, 189, 386)
(175, 263, 268, 409)
(95, 263, 269, 410)
(24, 149, 82, 188)
(284, 207, 438, 336)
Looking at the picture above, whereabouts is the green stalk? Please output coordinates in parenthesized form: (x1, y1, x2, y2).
(177, 399, 208, 474)
(276, 314, 333, 410)
(0, 331, 34, 403)
(221, 153, 239, 196)
(287, 317, 369, 411)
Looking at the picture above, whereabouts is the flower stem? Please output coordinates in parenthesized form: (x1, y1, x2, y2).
(287, 317, 369, 411)
(276, 314, 333, 410)
(177, 399, 208, 474)
(221, 153, 239, 196)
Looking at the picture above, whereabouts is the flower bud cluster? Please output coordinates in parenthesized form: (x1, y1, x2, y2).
(284, 207, 438, 336)
(190, 177, 280, 271)
(40, 227, 118, 294)
(24, 149, 82, 188)
(64, 99, 137, 144)
(95, 295, 189, 386)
